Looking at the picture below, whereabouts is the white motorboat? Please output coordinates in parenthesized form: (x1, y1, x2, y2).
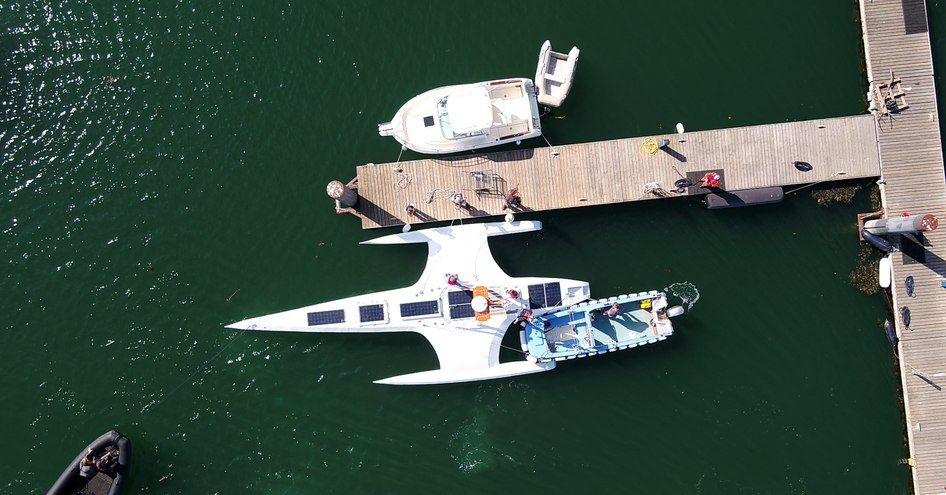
(377, 78, 542, 154)
(226, 221, 591, 385)
(534, 40, 580, 108)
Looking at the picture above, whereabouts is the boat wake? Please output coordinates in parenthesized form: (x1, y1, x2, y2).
(450, 414, 492, 474)
(665, 282, 700, 311)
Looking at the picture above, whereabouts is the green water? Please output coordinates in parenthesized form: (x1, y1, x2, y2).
(1, 0, 931, 493)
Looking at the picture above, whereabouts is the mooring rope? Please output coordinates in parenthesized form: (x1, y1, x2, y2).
(542, 133, 559, 156)
(393, 168, 412, 189)
(784, 171, 848, 195)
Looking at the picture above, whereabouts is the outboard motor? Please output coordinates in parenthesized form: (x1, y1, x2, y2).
(667, 305, 685, 318)
(378, 122, 397, 137)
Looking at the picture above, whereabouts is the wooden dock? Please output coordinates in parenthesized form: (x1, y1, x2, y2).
(349, 115, 880, 229)
(860, 1, 946, 493)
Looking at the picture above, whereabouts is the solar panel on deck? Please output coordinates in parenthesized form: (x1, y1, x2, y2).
(400, 300, 440, 318)
(528, 284, 546, 309)
(544, 282, 562, 307)
(359, 304, 385, 323)
(447, 290, 473, 305)
(449, 304, 475, 319)
(307, 309, 345, 326)
(529, 282, 563, 309)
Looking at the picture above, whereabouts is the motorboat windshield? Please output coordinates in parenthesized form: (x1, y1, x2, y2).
(438, 88, 492, 139)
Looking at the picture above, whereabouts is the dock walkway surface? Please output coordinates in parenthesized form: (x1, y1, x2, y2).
(351, 115, 880, 229)
(860, 1, 946, 493)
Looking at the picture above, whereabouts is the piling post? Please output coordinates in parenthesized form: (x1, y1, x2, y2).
(326, 180, 359, 207)
(863, 214, 938, 235)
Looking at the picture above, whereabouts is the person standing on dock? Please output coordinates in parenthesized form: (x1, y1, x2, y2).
(699, 172, 722, 190)
(452, 192, 471, 213)
(503, 186, 522, 210)
(405, 203, 416, 219)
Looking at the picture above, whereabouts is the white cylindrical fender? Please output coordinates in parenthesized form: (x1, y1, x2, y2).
(879, 256, 892, 289)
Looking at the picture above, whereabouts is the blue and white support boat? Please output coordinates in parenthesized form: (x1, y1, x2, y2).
(520, 291, 683, 364)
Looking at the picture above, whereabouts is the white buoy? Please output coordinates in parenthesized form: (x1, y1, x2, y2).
(505, 213, 515, 223)
(676, 123, 685, 134)
(402, 224, 412, 233)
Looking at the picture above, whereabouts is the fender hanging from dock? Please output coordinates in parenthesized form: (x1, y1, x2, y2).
(861, 229, 896, 253)
(704, 187, 784, 209)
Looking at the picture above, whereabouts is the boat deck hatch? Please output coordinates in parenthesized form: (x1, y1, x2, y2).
(307, 309, 346, 326)
(423, 115, 434, 127)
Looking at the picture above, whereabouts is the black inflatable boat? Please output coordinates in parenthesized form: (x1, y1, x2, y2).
(47, 431, 130, 495)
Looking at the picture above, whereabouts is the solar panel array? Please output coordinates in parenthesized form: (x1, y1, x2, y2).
(528, 282, 562, 309)
(400, 300, 440, 318)
(307, 309, 345, 326)
(359, 304, 385, 323)
(447, 290, 475, 319)
(449, 303, 475, 319)
(447, 290, 473, 305)
(544, 282, 562, 307)
(527, 284, 546, 308)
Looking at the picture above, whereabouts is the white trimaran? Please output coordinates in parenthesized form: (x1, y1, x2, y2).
(226, 221, 590, 385)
